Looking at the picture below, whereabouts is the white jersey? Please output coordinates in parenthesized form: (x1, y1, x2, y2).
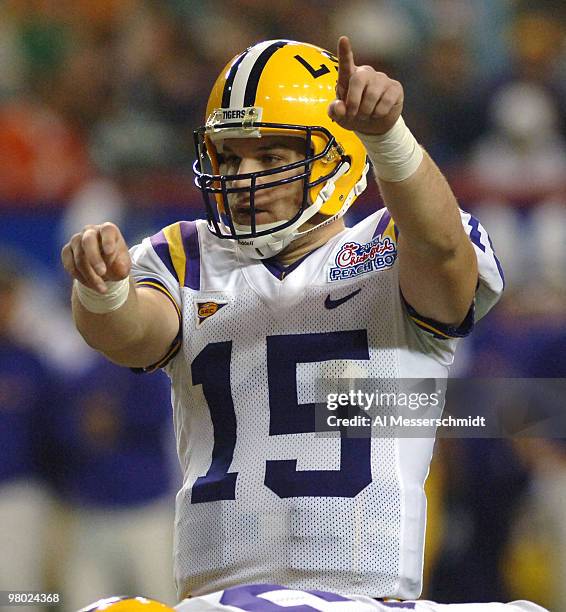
(129, 208, 503, 600)
(175, 584, 547, 612)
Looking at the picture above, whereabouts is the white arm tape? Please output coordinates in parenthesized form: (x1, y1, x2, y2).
(356, 116, 424, 182)
(74, 277, 130, 314)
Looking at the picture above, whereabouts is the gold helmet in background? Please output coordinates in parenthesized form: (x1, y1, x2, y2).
(78, 596, 174, 612)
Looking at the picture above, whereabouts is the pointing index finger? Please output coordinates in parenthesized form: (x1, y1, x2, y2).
(336, 36, 356, 99)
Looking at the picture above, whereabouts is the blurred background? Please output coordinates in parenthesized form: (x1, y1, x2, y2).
(1, 0, 566, 610)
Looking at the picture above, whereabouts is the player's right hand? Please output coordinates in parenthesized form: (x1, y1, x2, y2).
(61, 222, 131, 294)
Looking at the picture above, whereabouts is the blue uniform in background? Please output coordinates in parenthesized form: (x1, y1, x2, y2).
(0, 337, 50, 483)
(0, 334, 54, 601)
(46, 355, 179, 608)
(47, 357, 174, 507)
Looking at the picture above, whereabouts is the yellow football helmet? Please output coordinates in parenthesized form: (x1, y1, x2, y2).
(78, 596, 174, 612)
(193, 39, 369, 259)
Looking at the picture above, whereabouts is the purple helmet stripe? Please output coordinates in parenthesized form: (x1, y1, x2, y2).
(222, 50, 248, 108)
(243, 40, 288, 107)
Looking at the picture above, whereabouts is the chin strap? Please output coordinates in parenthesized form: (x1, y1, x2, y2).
(236, 161, 369, 260)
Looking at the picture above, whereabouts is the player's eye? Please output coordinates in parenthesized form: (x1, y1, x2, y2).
(261, 154, 282, 165)
(218, 154, 240, 168)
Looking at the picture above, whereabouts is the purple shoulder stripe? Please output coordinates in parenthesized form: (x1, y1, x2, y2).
(150, 230, 178, 281)
(179, 221, 201, 290)
(372, 210, 392, 238)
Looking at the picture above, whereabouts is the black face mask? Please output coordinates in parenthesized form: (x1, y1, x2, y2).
(193, 123, 348, 240)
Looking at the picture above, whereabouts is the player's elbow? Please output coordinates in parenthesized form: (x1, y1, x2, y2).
(428, 225, 472, 260)
(400, 227, 473, 265)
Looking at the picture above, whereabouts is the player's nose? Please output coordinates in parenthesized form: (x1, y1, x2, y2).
(229, 158, 264, 188)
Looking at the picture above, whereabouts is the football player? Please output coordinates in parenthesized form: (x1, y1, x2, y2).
(62, 37, 517, 606)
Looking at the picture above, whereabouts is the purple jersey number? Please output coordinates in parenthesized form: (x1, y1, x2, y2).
(191, 330, 372, 504)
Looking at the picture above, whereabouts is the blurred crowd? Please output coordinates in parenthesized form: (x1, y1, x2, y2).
(1, 0, 565, 203)
(1, 0, 566, 290)
(1, 0, 566, 611)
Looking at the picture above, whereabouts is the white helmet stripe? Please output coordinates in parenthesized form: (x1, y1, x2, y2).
(229, 40, 289, 108)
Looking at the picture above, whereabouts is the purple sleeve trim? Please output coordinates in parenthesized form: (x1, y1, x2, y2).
(372, 210, 392, 238)
(179, 221, 201, 290)
(150, 230, 178, 282)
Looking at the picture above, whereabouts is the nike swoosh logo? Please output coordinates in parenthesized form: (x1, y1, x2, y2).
(324, 288, 362, 309)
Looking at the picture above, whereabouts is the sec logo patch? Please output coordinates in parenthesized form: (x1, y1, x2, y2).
(198, 302, 218, 317)
(195, 300, 227, 326)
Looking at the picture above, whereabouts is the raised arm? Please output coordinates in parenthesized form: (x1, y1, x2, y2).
(328, 36, 477, 326)
(61, 223, 179, 368)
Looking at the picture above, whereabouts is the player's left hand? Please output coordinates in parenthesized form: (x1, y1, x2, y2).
(328, 36, 403, 136)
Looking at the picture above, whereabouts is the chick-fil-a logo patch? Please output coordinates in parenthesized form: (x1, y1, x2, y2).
(328, 235, 397, 281)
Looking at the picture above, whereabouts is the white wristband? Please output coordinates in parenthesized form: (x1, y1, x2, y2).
(356, 116, 423, 182)
(74, 278, 130, 314)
